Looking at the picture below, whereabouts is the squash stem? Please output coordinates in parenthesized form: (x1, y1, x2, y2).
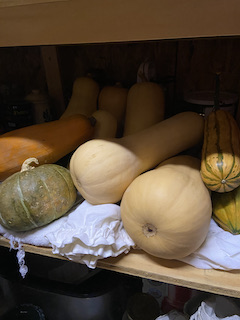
(21, 158, 39, 172)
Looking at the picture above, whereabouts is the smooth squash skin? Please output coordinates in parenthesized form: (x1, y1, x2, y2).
(60, 76, 100, 118)
(91, 109, 118, 139)
(0, 114, 95, 181)
(98, 84, 128, 132)
(120, 155, 212, 260)
(201, 109, 240, 192)
(212, 186, 240, 234)
(70, 111, 204, 204)
(123, 82, 165, 136)
(0, 159, 77, 232)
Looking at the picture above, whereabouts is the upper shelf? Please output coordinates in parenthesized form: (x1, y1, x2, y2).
(0, 0, 240, 47)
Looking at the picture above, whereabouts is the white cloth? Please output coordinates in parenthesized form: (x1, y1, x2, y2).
(155, 296, 240, 320)
(2, 196, 240, 276)
(179, 219, 240, 270)
(155, 310, 187, 320)
(189, 295, 240, 320)
(0, 198, 134, 277)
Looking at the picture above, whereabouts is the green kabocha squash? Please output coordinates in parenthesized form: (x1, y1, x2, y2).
(0, 158, 77, 232)
(212, 186, 240, 234)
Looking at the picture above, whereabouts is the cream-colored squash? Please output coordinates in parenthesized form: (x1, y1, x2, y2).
(91, 109, 117, 139)
(123, 82, 165, 136)
(60, 76, 100, 118)
(121, 155, 212, 259)
(69, 112, 204, 205)
(98, 83, 128, 131)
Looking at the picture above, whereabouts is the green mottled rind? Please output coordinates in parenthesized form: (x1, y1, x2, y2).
(212, 186, 240, 234)
(0, 164, 76, 231)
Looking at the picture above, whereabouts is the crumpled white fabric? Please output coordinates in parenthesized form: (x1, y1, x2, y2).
(2, 195, 240, 277)
(155, 296, 240, 320)
(0, 198, 134, 277)
(189, 295, 240, 320)
(179, 219, 240, 270)
(155, 310, 187, 320)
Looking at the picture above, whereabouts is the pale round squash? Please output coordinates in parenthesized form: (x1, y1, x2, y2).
(91, 109, 118, 139)
(70, 112, 204, 205)
(0, 158, 77, 232)
(123, 82, 165, 136)
(120, 155, 212, 259)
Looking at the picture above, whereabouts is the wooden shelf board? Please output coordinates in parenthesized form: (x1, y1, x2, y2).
(1, 236, 240, 298)
(0, 0, 240, 47)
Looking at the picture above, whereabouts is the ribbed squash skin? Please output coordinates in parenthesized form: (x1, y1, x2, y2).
(0, 114, 94, 181)
(201, 110, 240, 192)
(120, 155, 212, 259)
(0, 163, 76, 231)
(212, 187, 240, 234)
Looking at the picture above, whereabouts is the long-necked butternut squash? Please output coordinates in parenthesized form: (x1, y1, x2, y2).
(60, 76, 100, 118)
(0, 114, 95, 181)
(91, 110, 118, 139)
(201, 109, 240, 193)
(98, 83, 128, 133)
(120, 155, 212, 259)
(123, 82, 165, 136)
(70, 111, 204, 204)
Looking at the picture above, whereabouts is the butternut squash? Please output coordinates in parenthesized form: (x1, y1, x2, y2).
(70, 111, 204, 204)
(60, 76, 100, 118)
(98, 83, 128, 131)
(120, 155, 212, 259)
(0, 114, 95, 181)
(92, 110, 118, 139)
(123, 82, 165, 136)
(201, 109, 240, 192)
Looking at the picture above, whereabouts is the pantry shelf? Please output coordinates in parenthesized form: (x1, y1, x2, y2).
(1, 235, 240, 299)
(0, 0, 240, 47)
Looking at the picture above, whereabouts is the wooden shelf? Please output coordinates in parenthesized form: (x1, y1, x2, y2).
(1, 0, 240, 301)
(0, 0, 240, 47)
(1, 235, 240, 298)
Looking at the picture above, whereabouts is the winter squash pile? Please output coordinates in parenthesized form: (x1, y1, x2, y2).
(1, 74, 240, 263)
(69, 111, 204, 204)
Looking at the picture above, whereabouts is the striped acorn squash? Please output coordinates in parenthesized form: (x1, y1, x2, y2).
(212, 186, 240, 234)
(200, 109, 240, 193)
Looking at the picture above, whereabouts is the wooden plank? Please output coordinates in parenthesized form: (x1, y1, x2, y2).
(0, 0, 240, 47)
(1, 236, 240, 298)
(40, 45, 66, 118)
(0, 0, 66, 8)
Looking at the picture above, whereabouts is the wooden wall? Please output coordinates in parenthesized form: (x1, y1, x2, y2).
(0, 36, 240, 121)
